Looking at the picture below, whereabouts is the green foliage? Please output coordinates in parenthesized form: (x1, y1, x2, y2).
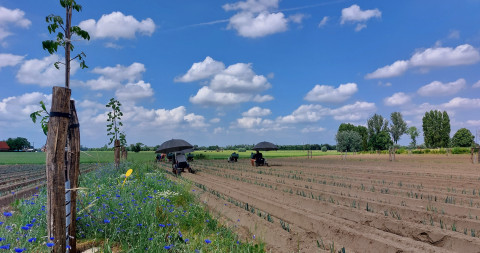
(367, 114, 392, 150)
(451, 128, 475, 147)
(321, 146, 328, 152)
(106, 98, 126, 146)
(29, 101, 49, 135)
(422, 110, 450, 148)
(42, 0, 90, 85)
(406, 126, 419, 148)
(338, 123, 368, 151)
(389, 112, 407, 144)
(5, 137, 31, 151)
(336, 130, 362, 152)
(131, 142, 144, 153)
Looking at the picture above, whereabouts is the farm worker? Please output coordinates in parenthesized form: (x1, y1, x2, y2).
(175, 152, 190, 173)
(250, 152, 256, 166)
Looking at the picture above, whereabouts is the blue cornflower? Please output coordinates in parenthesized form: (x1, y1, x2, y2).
(0, 238, 4, 241)
(185, 239, 189, 243)
(46, 243, 54, 247)
(50, 237, 54, 240)
(14, 248, 24, 252)
(159, 224, 165, 227)
(28, 238, 37, 243)
(21, 226, 30, 231)
(0, 244, 10, 250)
(205, 239, 212, 244)
(0, 222, 3, 225)
(136, 224, 142, 227)
(148, 238, 153, 241)
(104, 219, 110, 224)
(3, 212, 12, 217)
(164, 245, 171, 250)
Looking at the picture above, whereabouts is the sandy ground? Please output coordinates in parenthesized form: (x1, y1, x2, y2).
(163, 154, 480, 253)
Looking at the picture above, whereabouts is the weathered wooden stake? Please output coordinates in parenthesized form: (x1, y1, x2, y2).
(66, 100, 80, 252)
(121, 146, 127, 160)
(46, 87, 71, 253)
(114, 139, 120, 168)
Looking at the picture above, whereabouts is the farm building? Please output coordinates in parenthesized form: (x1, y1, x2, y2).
(0, 141, 10, 151)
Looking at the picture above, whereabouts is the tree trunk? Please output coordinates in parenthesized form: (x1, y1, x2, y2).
(46, 87, 71, 253)
(114, 139, 120, 168)
(66, 100, 80, 252)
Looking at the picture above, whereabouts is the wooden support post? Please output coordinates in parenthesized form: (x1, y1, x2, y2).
(121, 146, 127, 160)
(66, 100, 80, 252)
(46, 87, 70, 253)
(114, 139, 120, 168)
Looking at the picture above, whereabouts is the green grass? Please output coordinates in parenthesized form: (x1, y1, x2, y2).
(0, 150, 340, 164)
(0, 161, 265, 252)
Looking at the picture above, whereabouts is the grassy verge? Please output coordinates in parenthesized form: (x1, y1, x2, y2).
(0, 162, 264, 252)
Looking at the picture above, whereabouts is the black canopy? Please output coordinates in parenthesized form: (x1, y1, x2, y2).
(155, 139, 193, 153)
(253, 141, 278, 151)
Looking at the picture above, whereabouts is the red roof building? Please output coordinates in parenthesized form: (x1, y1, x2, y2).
(0, 141, 10, 151)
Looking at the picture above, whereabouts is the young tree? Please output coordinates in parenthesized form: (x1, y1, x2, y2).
(106, 98, 126, 146)
(406, 126, 419, 148)
(422, 110, 450, 148)
(389, 112, 407, 144)
(451, 128, 475, 147)
(42, 1, 90, 88)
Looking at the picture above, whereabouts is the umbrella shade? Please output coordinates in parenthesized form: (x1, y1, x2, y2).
(253, 141, 278, 151)
(156, 139, 193, 153)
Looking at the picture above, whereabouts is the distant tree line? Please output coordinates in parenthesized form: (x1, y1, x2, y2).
(335, 110, 476, 152)
(2, 137, 32, 151)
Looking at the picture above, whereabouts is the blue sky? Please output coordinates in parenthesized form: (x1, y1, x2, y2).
(1, 0, 479, 148)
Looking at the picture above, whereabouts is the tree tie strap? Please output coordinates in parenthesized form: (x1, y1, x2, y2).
(50, 112, 71, 118)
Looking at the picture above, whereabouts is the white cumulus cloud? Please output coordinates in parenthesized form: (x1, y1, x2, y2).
(16, 55, 79, 87)
(0, 6, 31, 42)
(417, 78, 466, 97)
(318, 16, 328, 28)
(189, 86, 252, 106)
(79, 12, 155, 40)
(329, 101, 376, 121)
(210, 63, 271, 93)
(301, 127, 325, 133)
(304, 83, 357, 103)
(92, 62, 145, 83)
(242, 106, 271, 117)
(473, 80, 480, 88)
(0, 53, 24, 69)
(365, 60, 409, 79)
(0, 92, 50, 123)
(178, 57, 273, 106)
(277, 104, 328, 124)
(223, 0, 297, 38)
(227, 11, 288, 38)
(384, 92, 412, 106)
(443, 97, 480, 109)
(175, 56, 225, 82)
(366, 44, 480, 79)
(115, 80, 154, 103)
(340, 4, 381, 31)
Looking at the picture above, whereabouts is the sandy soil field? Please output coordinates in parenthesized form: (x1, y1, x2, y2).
(162, 154, 480, 252)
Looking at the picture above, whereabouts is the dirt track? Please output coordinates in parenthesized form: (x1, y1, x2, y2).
(163, 154, 480, 252)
